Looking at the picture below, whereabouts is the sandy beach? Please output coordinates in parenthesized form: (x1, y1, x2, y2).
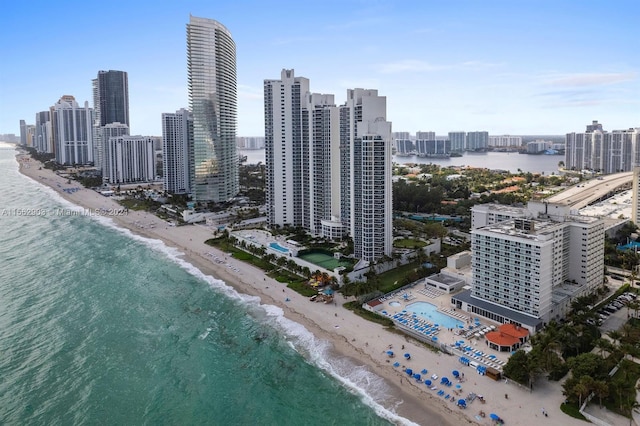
(16, 152, 587, 426)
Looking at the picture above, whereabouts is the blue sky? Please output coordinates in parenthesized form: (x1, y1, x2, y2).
(1, 0, 638, 137)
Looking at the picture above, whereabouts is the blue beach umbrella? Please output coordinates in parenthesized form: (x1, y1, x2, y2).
(413, 373, 421, 380)
(387, 351, 394, 357)
(452, 370, 459, 377)
(393, 362, 400, 367)
(421, 369, 428, 374)
(404, 353, 411, 359)
(425, 379, 432, 386)
(489, 413, 500, 421)
(405, 368, 413, 376)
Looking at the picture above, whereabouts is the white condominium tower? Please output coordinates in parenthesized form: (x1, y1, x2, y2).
(264, 70, 341, 235)
(162, 109, 193, 194)
(101, 122, 130, 183)
(340, 89, 393, 262)
(50, 95, 94, 165)
(264, 71, 392, 262)
(565, 120, 640, 174)
(264, 69, 310, 228)
(187, 15, 239, 203)
(104, 136, 156, 184)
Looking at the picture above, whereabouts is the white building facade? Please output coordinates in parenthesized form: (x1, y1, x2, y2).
(565, 121, 640, 174)
(50, 95, 94, 165)
(105, 136, 156, 184)
(100, 123, 130, 180)
(461, 212, 604, 330)
(341, 88, 393, 262)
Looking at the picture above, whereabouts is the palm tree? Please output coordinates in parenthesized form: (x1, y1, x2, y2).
(593, 380, 609, 408)
(594, 338, 613, 359)
(574, 381, 589, 408)
(608, 330, 623, 348)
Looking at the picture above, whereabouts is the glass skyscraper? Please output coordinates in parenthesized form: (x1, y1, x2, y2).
(96, 70, 129, 127)
(187, 15, 239, 203)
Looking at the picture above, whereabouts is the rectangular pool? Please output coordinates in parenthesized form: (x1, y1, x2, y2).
(269, 242, 289, 253)
(406, 301, 463, 330)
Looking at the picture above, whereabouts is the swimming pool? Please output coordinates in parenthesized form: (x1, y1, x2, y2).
(269, 242, 289, 253)
(406, 301, 463, 329)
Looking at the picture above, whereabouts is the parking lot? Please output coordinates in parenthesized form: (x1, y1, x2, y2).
(598, 290, 637, 333)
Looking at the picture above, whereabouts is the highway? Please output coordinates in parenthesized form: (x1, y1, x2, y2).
(546, 172, 633, 210)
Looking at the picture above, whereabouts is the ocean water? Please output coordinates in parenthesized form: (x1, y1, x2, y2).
(0, 144, 411, 426)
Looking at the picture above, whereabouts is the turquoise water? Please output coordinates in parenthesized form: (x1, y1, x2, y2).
(0, 145, 412, 425)
(405, 302, 463, 329)
(269, 242, 289, 253)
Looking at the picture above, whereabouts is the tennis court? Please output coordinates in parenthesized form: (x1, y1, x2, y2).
(298, 250, 353, 270)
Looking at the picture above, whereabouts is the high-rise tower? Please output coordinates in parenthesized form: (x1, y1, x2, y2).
(187, 15, 239, 203)
(96, 70, 129, 127)
(340, 89, 393, 262)
(162, 109, 193, 194)
(93, 70, 130, 173)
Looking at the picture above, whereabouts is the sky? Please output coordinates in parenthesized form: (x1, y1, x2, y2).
(1, 0, 639, 137)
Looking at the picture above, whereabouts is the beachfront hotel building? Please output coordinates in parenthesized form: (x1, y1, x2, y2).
(50, 95, 94, 165)
(264, 70, 392, 262)
(162, 108, 193, 194)
(104, 136, 156, 184)
(453, 201, 605, 333)
(187, 15, 239, 203)
(565, 120, 640, 174)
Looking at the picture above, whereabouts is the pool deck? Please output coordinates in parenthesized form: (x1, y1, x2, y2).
(369, 284, 509, 372)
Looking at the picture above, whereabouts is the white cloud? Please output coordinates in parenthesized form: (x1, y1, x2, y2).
(546, 72, 636, 87)
(377, 59, 502, 74)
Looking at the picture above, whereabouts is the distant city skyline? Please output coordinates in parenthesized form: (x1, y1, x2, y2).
(1, 1, 638, 137)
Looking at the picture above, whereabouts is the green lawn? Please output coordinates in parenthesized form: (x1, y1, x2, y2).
(378, 261, 424, 293)
(393, 238, 427, 249)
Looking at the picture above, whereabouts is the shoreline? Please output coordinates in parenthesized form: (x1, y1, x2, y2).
(16, 151, 584, 426)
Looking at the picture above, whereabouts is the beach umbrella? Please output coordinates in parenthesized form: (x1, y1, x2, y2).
(405, 368, 413, 376)
(393, 362, 400, 367)
(421, 369, 428, 374)
(425, 379, 432, 386)
(441, 377, 449, 384)
(431, 336, 438, 341)
(452, 370, 459, 377)
(489, 413, 500, 421)
(387, 351, 394, 357)
(413, 373, 421, 380)
(456, 384, 462, 389)
(404, 353, 411, 359)
(457, 399, 466, 406)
